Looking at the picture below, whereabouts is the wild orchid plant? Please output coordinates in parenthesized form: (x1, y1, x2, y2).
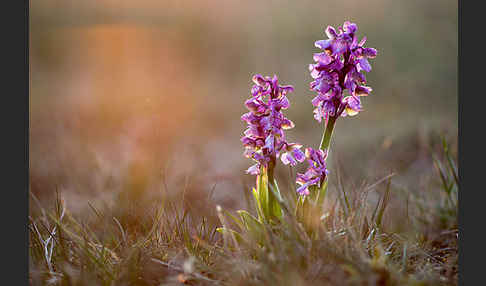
(241, 74, 304, 222)
(300, 21, 376, 197)
(218, 21, 377, 237)
(297, 21, 377, 210)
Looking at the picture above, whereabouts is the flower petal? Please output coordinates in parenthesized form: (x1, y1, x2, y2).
(358, 58, 371, 72)
(325, 26, 338, 39)
(358, 36, 367, 46)
(252, 74, 267, 86)
(246, 164, 260, 175)
(343, 21, 357, 34)
(354, 85, 372, 96)
(313, 52, 332, 65)
(292, 148, 306, 162)
(281, 152, 297, 165)
(281, 118, 295, 130)
(296, 184, 310, 196)
(362, 47, 377, 58)
(315, 39, 332, 50)
(345, 107, 359, 116)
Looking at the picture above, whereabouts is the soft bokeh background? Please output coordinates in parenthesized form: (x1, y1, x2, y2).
(30, 0, 457, 214)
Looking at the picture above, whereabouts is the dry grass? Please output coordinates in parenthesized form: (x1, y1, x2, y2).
(29, 138, 457, 286)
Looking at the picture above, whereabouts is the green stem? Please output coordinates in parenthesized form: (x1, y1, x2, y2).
(319, 115, 337, 151)
(315, 115, 337, 205)
(267, 158, 282, 221)
(267, 160, 276, 201)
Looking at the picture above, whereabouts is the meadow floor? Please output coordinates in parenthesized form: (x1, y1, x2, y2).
(29, 140, 458, 286)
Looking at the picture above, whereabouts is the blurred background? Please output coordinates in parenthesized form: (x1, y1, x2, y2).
(30, 0, 457, 215)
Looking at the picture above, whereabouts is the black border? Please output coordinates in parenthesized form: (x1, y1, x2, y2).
(458, 0, 481, 285)
(2, 0, 29, 284)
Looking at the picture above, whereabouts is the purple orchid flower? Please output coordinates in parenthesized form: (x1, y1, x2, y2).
(309, 21, 377, 123)
(296, 148, 329, 196)
(241, 74, 305, 175)
(280, 143, 306, 166)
